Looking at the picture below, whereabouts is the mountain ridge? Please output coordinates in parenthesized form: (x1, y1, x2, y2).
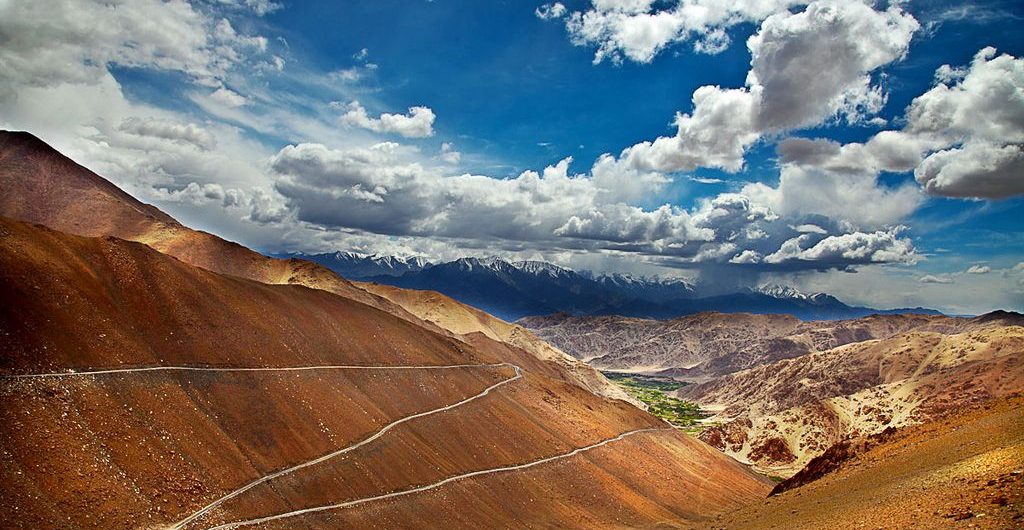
(286, 250, 942, 321)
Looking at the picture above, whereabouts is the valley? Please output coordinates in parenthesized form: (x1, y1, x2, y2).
(524, 309, 1024, 481)
(602, 372, 708, 431)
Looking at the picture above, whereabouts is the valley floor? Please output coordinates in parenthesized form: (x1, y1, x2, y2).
(676, 395, 1024, 530)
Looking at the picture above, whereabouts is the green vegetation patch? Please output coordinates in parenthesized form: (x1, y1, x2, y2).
(602, 372, 708, 429)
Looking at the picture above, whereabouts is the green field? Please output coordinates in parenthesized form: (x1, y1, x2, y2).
(602, 372, 708, 430)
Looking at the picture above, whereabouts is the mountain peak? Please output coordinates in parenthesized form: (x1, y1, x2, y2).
(512, 260, 573, 277)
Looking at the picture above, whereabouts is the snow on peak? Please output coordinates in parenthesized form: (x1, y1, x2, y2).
(512, 260, 573, 277)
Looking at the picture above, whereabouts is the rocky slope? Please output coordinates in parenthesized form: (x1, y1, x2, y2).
(676, 394, 1024, 530)
(520, 311, 963, 379)
(679, 316, 1024, 477)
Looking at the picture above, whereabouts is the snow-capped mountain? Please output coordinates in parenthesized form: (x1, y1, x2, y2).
(596, 273, 696, 303)
(754, 284, 846, 306)
(277, 251, 430, 279)
(285, 252, 940, 322)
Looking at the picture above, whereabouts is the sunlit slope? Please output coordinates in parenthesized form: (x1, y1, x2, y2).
(0, 215, 770, 529)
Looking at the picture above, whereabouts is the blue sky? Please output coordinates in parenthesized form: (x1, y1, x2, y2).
(1, 0, 1022, 313)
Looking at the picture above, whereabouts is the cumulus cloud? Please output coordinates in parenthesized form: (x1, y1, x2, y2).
(763, 228, 916, 267)
(339, 101, 436, 138)
(264, 142, 918, 271)
(746, 2, 917, 132)
(784, 47, 1024, 200)
(559, 0, 807, 64)
(966, 265, 992, 274)
(117, 117, 217, 151)
(0, 0, 270, 91)
(741, 165, 922, 230)
(919, 274, 953, 284)
(616, 1, 918, 174)
(268, 144, 691, 250)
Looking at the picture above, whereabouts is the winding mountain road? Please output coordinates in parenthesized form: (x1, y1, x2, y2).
(2, 362, 667, 530)
(0, 363, 513, 379)
(168, 363, 521, 530)
(205, 427, 669, 530)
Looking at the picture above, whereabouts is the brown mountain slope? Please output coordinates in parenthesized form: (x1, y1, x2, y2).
(679, 322, 1024, 477)
(0, 129, 627, 403)
(677, 395, 1024, 530)
(357, 282, 641, 406)
(0, 130, 421, 327)
(520, 311, 970, 380)
(0, 217, 771, 529)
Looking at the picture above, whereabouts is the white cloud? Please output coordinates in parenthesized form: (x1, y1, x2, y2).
(747, 2, 917, 132)
(764, 229, 916, 266)
(117, 117, 217, 151)
(620, 85, 759, 173)
(535, 3, 567, 20)
(784, 47, 1024, 200)
(616, 1, 918, 174)
(265, 141, 919, 271)
(561, 0, 807, 64)
(730, 249, 762, 264)
(340, 101, 437, 138)
(916, 142, 1024, 199)
(208, 87, 248, 108)
(741, 165, 922, 230)
(439, 142, 461, 165)
(966, 265, 992, 274)
(793, 224, 827, 234)
(0, 0, 269, 91)
(919, 274, 953, 284)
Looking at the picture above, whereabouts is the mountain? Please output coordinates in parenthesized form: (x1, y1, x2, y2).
(0, 130, 771, 528)
(0, 130, 412, 320)
(677, 312, 1024, 477)
(675, 394, 1024, 529)
(276, 250, 430, 278)
(348, 254, 939, 322)
(519, 312, 965, 378)
(362, 257, 649, 321)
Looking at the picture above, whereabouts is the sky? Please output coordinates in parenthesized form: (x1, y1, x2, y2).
(0, 0, 1022, 314)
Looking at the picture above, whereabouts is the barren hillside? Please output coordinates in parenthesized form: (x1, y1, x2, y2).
(676, 395, 1024, 530)
(520, 311, 965, 379)
(0, 216, 771, 529)
(679, 320, 1024, 477)
(357, 282, 641, 407)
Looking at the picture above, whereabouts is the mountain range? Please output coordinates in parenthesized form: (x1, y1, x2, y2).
(281, 251, 941, 321)
(523, 309, 1024, 484)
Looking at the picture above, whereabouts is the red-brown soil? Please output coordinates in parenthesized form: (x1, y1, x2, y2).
(0, 130, 425, 327)
(0, 215, 770, 528)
